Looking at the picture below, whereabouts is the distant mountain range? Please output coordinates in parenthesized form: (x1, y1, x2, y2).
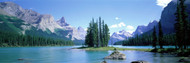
(0, 2, 86, 44)
(108, 30, 132, 45)
(110, 0, 190, 45)
(132, 20, 158, 36)
(1, 0, 190, 45)
(0, 2, 160, 45)
(109, 20, 158, 44)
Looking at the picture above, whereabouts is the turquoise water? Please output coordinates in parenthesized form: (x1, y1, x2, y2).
(0, 46, 186, 63)
(110, 45, 176, 49)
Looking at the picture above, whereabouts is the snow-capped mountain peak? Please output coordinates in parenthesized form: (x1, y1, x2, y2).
(0, 2, 87, 43)
(109, 30, 132, 45)
(56, 17, 69, 27)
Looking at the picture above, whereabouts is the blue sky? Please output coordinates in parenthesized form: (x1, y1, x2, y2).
(0, 0, 172, 35)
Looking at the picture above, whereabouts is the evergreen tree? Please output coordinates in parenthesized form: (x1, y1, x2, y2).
(94, 21, 99, 47)
(158, 21, 163, 48)
(102, 20, 105, 47)
(85, 17, 110, 47)
(90, 20, 95, 47)
(175, 0, 183, 49)
(180, 0, 189, 49)
(175, 0, 189, 49)
(152, 26, 157, 49)
(99, 17, 102, 47)
(85, 24, 90, 46)
(104, 24, 110, 47)
(88, 21, 95, 47)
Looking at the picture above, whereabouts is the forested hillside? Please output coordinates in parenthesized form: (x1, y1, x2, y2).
(0, 14, 73, 47)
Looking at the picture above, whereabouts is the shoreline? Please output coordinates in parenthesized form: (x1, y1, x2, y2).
(73, 47, 152, 51)
(74, 46, 190, 57)
(0, 45, 74, 48)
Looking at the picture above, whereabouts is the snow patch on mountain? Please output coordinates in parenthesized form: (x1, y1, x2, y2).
(109, 30, 132, 45)
(0, 2, 87, 41)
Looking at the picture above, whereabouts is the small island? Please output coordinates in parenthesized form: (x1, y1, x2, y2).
(75, 47, 152, 51)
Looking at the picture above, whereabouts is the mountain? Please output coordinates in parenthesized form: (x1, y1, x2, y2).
(56, 17, 69, 27)
(109, 30, 132, 45)
(0, 2, 86, 44)
(56, 17, 86, 41)
(158, 0, 190, 34)
(131, 0, 190, 37)
(0, 14, 25, 33)
(0, 2, 63, 33)
(77, 26, 87, 40)
(133, 20, 158, 36)
(109, 20, 158, 45)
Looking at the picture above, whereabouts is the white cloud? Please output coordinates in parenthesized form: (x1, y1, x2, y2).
(110, 22, 126, 28)
(127, 30, 134, 34)
(115, 17, 120, 20)
(156, 0, 172, 8)
(126, 25, 134, 30)
(126, 25, 135, 34)
(110, 24, 118, 28)
(118, 22, 126, 27)
(84, 28, 88, 31)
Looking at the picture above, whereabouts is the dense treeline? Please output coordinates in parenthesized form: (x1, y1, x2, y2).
(0, 31, 73, 47)
(175, 0, 190, 49)
(122, 34, 153, 46)
(122, 33, 177, 46)
(123, 0, 190, 49)
(85, 17, 110, 47)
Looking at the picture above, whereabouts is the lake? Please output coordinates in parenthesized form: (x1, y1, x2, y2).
(0, 46, 186, 63)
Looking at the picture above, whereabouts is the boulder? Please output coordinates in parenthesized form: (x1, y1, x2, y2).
(101, 60, 107, 63)
(104, 50, 126, 60)
(131, 60, 149, 63)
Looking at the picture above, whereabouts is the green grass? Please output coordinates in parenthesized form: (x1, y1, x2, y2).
(75, 47, 152, 51)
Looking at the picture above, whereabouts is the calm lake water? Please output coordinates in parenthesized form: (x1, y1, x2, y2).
(109, 45, 176, 49)
(0, 46, 187, 63)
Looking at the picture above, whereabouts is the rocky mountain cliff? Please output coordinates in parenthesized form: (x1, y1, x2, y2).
(133, 20, 158, 36)
(109, 30, 132, 45)
(56, 17, 86, 41)
(131, 0, 190, 37)
(158, 0, 190, 34)
(0, 2, 62, 32)
(0, 2, 86, 44)
(56, 17, 69, 27)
